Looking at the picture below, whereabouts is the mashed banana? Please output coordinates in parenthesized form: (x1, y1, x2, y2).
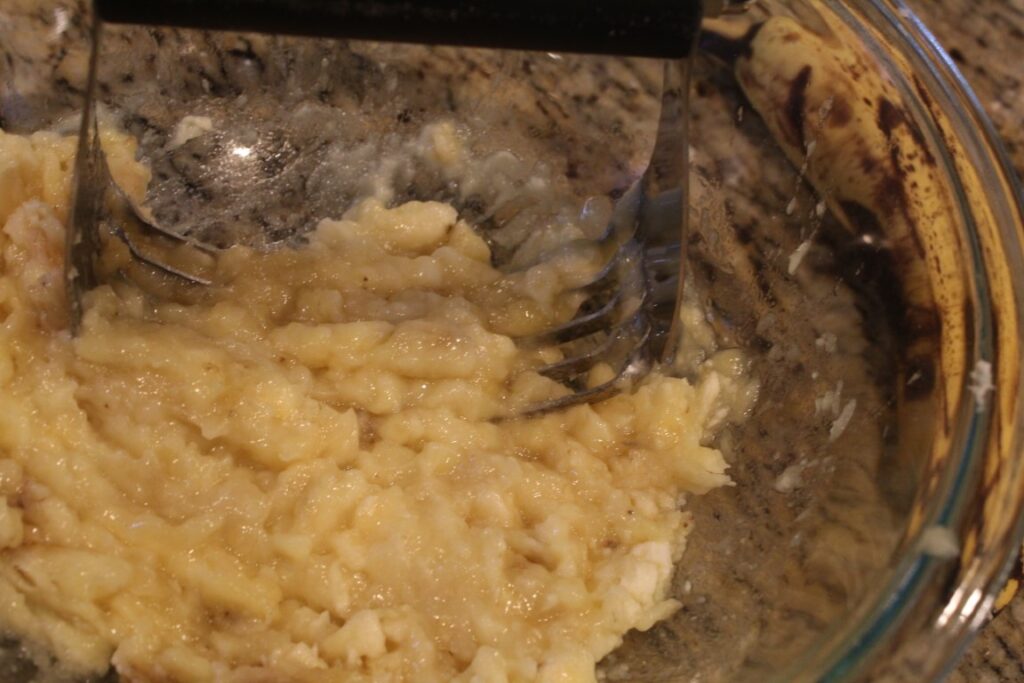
(0, 128, 752, 682)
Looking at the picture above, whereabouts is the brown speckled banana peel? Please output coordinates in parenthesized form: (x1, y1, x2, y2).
(704, 14, 969, 534)
(878, 17, 1024, 593)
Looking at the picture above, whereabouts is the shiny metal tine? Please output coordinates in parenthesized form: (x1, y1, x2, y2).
(524, 241, 646, 346)
(645, 242, 682, 305)
(633, 58, 691, 366)
(575, 246, 623, 296)
(648, 276, 678, 308)
(644, 242, 681, 269)
(517, 325, 653, 418)
(110, 183, 219, 254)
(66, 21, 219, 333)
(537, 310, 650, 382)
(107, 225, 215, 286)
(65, 22, 105, 334)
(520, 54, 691, 416)
(95, 120, 219, 282)
(541, 180, 644, 295)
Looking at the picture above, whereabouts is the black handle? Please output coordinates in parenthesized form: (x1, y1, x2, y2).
(94, 0, 705, 58)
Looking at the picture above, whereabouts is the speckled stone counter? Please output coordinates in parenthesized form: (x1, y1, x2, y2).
(904, 1, 1024, 681)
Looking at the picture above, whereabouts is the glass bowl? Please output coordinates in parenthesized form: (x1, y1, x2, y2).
(0, 0, 1021, 681)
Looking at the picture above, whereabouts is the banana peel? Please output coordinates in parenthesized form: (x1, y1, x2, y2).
(704, 12, 966, 536)
(703, 10, 1022, 613)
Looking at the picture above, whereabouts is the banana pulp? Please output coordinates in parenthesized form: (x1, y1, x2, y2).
(0, 126, 755, 682)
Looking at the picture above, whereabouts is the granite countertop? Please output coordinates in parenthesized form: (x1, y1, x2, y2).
(902, 0, 1024, 680)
